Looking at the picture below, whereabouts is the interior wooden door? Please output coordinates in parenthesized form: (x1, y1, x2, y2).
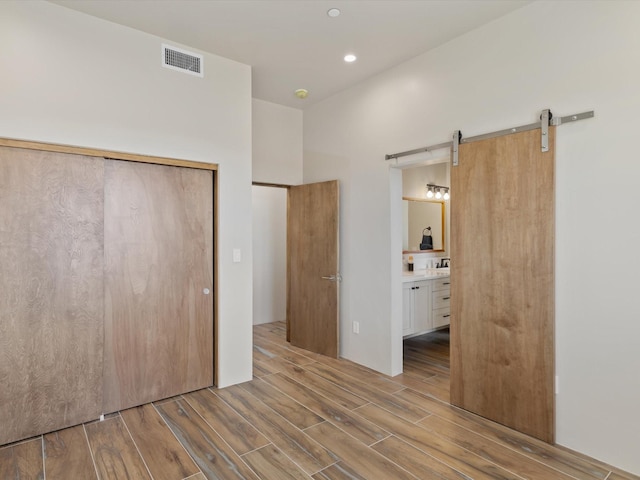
(287, 180, 339, 357)
(103, 160, 213, 413)
(450, 127, 555, 443)
(0, 147, 104, 445)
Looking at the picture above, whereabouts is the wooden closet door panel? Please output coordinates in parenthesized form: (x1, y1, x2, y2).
(0, 147, 104, 445)
(103, 160, 213, 413)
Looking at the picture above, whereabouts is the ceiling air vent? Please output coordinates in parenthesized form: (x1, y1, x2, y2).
(162, 44, 203, 77)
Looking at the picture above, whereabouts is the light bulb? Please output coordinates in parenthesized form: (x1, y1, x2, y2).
(443, 190, 450, 200)
(426, 189, 434, 198)
(435, 189, 442, 199)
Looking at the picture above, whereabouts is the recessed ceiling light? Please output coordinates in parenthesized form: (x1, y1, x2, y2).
(294, 89, 309, 99)
(327, 8, 341, 18)
(344, 54, 357, 63)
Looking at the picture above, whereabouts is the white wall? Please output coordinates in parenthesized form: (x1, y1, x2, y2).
(252, 186, 287, 325)
(303, 1, 640, 474)
(0, 1, 253, 388)
(402, 163, 448, 198)
(252, 98, 303, 185)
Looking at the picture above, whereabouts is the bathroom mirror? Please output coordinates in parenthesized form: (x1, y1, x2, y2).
(402, 197, 445, 253)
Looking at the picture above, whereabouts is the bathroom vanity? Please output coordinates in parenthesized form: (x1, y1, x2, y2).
(402, 269, 450, 337)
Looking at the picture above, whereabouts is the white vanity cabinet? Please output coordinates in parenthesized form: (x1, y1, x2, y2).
(402, 273, 450, 337)
(403, 280, 431, 335)
(431, 277, 451, 328)
(402, 282, 414, 335)
(402, 279, 431, 336)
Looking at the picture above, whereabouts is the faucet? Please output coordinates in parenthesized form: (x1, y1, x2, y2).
(436, 258, 450, 268)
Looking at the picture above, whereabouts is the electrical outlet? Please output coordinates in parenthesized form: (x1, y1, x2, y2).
(233, 248, 241, 263)
(353, 321, 360, 334)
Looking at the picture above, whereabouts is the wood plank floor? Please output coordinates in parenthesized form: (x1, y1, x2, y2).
(1, 321, 638, 480)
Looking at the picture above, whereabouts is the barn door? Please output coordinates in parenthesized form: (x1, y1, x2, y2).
(450, 127, 555, 443)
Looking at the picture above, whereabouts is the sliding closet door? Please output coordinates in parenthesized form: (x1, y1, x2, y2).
(103, 160, 213, 413)
(450, 128, 555, 443)
(0, 147, 104, 445)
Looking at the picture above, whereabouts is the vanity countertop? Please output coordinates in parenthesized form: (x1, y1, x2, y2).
(402, 268, 450, 282)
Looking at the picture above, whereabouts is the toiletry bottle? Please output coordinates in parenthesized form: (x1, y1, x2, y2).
(408, 255, 414, 272)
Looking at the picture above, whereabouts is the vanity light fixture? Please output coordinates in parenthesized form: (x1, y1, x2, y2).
(426, 183, 450, 200)
(426, 185, 435, 198)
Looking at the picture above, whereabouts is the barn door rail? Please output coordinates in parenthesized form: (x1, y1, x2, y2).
(384, 109, 594, 165)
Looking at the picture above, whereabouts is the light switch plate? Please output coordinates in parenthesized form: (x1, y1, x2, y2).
(233, 248, 241, 263)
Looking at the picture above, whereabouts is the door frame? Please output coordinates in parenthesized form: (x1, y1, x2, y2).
(252, 182, 291, 340)
(251, 181, 340, 357)
(251, 182, 290, 332)
(390, 155, 451, 376)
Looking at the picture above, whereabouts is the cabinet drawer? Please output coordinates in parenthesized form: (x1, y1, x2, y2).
(432, 290, 451, 309)
(433, 307, 451, 328)
(432, 277, 451, 292)
(413, 280, 430, 290)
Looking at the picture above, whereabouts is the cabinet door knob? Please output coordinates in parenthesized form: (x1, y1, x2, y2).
(203, 288, 210, 295)
(443, 296, 450, 300)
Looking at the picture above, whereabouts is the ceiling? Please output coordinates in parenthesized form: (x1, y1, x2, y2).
(49, 0, 532, 109)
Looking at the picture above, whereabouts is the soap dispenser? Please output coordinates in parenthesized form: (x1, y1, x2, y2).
(408, 255, 414, 272)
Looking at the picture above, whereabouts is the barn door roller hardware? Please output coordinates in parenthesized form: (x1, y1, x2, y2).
(541, 109, 551, 152)
(452, 130, 461, 167)
(385, 109, 595, 166)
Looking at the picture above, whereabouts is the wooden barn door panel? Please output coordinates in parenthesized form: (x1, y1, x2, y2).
(450, 127, 555, 443)
(103, 160, 213, 413)
(0, 147, 104, 445)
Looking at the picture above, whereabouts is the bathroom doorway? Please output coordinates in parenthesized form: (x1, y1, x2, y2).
(396, 158, 452, 395)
